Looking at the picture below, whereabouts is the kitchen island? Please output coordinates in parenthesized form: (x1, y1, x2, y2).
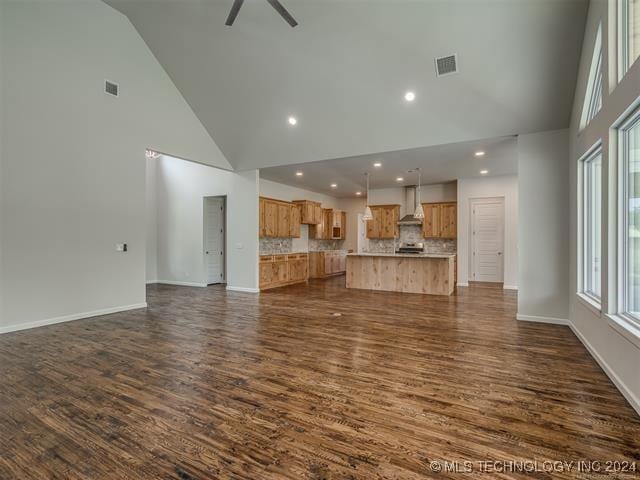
(346, 253, 456, 296)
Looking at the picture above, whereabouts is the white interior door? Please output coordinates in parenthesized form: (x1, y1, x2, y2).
(471, 198, 504, 283)
(204, 197, 225, 284)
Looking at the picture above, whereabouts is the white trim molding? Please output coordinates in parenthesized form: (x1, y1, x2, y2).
(605, 314, 640, 349)
(456, 282, 469, 287)
(155, 280, 207, 288)
(503, 285, 518, 290)
(226, 286, 259, 293)
(0, 303, 148, 335)
(570, 321, 640, 416)
(516, 314, 571, 326)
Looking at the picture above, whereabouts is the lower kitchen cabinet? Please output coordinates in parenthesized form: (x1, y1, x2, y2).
(260, 253, 308, 290)
(309, 250, 347, 278)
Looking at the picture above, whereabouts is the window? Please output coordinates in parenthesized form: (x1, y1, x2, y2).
(580, 146, 603, 303)
(619, 0, 640, 79)
(580, 24, 603, 129)
(620, 107, 640, 325)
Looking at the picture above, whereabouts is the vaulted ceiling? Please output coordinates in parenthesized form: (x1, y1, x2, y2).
(104, 0, 588, 171)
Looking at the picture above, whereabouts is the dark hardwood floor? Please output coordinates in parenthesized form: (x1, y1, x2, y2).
(1, 277, 639, 479)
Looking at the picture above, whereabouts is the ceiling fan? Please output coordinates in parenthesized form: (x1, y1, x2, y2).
(225, 0, 298, 27)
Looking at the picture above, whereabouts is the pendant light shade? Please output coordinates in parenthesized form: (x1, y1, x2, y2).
(413, 203, 425, 219)
(413, 168, 424, 219)
(363, 205, 373, 221)
(362, 172, 373, 220)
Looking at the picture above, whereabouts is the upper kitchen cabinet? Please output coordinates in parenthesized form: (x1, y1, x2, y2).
(293, 200, 322, 225)
(366, 205, 400, 239)
(422, 202, 457, 239)
(259, 197, 301, 238)
(309, 208, 333, 240)
(331, 210, 346, 239)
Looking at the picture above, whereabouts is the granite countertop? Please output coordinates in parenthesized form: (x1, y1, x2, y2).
(347, 252, 456, 259)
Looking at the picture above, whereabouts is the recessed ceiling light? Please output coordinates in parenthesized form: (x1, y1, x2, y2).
(480, 169, 489, 175)
(396, 177, 404, 182)
(404, 91, 415, 102)
(295, 171, 303, 177)
(330, 183, 337, 188)
(475, 151, 485, 157)
(373, 162, 382, 167)
(355, 191, 362, 196)
(288, 116, 297, 126)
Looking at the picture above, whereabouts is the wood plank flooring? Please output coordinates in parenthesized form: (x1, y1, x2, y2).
(0, 277, 639, 479)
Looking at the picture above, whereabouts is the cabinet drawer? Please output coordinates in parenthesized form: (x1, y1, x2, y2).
(273, 255, 287, 262)
(260, 255, 274, 263)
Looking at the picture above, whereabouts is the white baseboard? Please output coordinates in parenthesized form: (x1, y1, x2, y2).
(569, 322, 640, 416)
(155, 280, 207, 288)
(503, 285, 518, 290)
(516, 314, 570, 325)
(146, 280, 158, 285)
(0, 303, 148, 335)
(226, 286, 259, 293)
(456, 282, 469, 287)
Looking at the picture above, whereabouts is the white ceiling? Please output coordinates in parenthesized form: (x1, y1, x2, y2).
(260, 135, 517, 197)
(104, 0, 587, 171)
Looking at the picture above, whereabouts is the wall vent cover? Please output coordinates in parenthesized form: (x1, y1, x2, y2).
(435, 54, 458, 77)
(105, 80, 119, 97)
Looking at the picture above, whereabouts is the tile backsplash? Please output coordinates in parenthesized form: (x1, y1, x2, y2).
(364, 225, 457, 254)
(259, 237, 292, 254)
(309, 239, 345, 252)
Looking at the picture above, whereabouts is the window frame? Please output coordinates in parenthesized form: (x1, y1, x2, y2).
(580, 23, 603, 130)
(617, 105, 640, 329)
(578, 142, 604, 310)
(618, 0, 639, 81)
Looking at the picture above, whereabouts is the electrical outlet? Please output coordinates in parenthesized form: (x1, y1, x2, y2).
(116, 243, 128, 252)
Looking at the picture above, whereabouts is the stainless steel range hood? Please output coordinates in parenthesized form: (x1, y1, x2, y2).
(398, 186, 422, 225)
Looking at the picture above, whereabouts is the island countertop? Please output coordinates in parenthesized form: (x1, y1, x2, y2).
(347, 252, 456, 259)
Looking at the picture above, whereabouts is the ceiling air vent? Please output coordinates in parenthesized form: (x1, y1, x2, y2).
(435, 54, 458, 77)
(104, 80, 119, 97)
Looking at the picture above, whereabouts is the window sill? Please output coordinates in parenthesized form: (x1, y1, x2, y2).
(605, 314, 640, 350)
(576, 292, 602, 317)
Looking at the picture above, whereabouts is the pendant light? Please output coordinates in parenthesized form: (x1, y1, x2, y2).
(413, 168, 425, 219)
(363, 172, 373, 220)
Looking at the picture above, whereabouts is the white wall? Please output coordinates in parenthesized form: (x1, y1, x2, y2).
(145, 157, 158, 283)
(457, 175, 518, 288)
(152, 155, 259, 291)
(517, 130, 570, 321)
(0, 0, 233, 332)
(566, 0, 640, 414)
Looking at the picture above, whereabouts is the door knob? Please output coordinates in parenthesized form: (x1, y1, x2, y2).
(206, 251, 209, 254)
(497, 252, 502, 255)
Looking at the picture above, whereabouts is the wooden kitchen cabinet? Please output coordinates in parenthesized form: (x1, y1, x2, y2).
(293, 200, 322, 225)
(309, 250, 347, 278)
(309, 208, 334, 240)
(259, 197, 300, 238)
(421, 202, 457, 239)
(260, 253, 309, 290)
(289, 204, 301, 238)
(366, 205, 400, 239)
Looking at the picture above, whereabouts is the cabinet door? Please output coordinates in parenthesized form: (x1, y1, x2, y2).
(290, 204, 301, 238)
(366, 208, 380, 238)
(338, 253, 346, 272)
(276, 203, 290, 237)
(259, 262, 272, 288)
(324, 253, 333, 275)
(422, 203, 441, 238)
(263, 200, 278, 237)
(440, 203, 457, 238)
(340, 212, 346, 239)
(273, 260, 288, 283)
(380, 207, 396, 238)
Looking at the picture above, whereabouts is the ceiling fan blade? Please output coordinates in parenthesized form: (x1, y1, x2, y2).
(225, 0, 244, 26)
(266, 0, 298, 27)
